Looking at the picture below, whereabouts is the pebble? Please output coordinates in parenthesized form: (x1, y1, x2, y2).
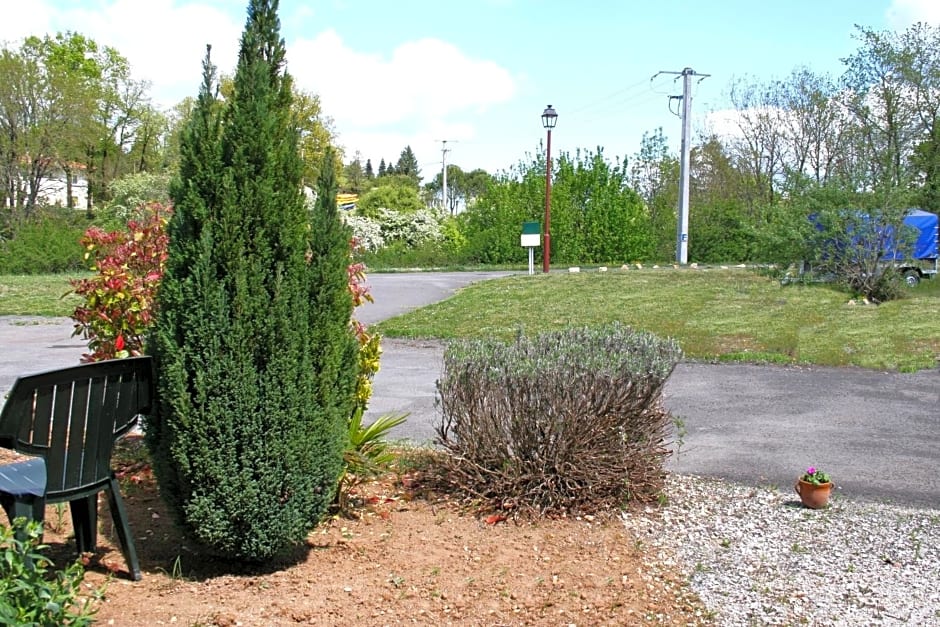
(621, 474, 940, 626)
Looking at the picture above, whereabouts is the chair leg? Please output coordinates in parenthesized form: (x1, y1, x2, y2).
(1, 494, 46, 526)
(69, 495, 99, 554)
(1, 495, 46, 571)
(106, 476, 141, 581)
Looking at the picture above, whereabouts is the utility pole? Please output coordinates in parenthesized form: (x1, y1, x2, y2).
(652, 67, 710, 264)
(439, 140, 453, 214)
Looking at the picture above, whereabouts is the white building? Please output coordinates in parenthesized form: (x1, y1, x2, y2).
(37, 163, 89, 209)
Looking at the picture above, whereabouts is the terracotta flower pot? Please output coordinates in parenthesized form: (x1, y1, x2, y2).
(795, 479, 832, 509)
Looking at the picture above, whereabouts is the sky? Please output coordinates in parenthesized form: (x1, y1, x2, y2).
(2, 0, 939, 178)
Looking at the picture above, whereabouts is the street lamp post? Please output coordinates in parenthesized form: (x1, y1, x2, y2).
(541, 105, 557, 273)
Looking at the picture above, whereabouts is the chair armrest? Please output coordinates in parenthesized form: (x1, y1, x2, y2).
(113, 414, 140, 440)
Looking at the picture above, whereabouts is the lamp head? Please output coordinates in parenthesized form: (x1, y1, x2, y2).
(541, 105, 558, 129)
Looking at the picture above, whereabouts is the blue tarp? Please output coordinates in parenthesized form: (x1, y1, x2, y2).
(900, 209, 939, 260)
(810, 209, 939, 261)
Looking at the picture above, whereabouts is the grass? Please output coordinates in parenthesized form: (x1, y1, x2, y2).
(3, 267, 939, 371)
(375, 267, 940, 372)
(0, 273, 83, 316)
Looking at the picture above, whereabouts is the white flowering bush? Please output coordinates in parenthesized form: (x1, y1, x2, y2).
(377, 207, 444, 247)
(343, 214, 385, 251)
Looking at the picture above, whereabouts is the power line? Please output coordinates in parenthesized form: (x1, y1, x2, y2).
(566, 76, 653, 116)
(578, 91, 667, 126)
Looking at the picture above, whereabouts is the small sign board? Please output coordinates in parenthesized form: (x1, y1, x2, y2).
(521, 221, 541, 247)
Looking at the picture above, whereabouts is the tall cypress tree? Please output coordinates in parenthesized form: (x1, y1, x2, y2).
(148, 0, 357, 561)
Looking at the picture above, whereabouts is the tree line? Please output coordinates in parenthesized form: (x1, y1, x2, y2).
(463, 21, 940, 268)
(4, 20, 940, 283)
(0, 33, 340, 214)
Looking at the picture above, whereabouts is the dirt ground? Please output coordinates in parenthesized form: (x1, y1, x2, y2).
(34, 438, 710, 626)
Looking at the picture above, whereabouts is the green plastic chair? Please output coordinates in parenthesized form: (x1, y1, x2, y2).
(0, 357, 154, 581)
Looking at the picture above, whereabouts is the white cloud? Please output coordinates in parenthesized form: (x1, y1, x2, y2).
(0, 1, 54, 45)
(59, 0, 243, 107)
(288, 30, 516, 160)
(1, 1, 517, 170)
(700, 108, 747, 141)
(288, 30, 516, 126)
(0, 0, 242, 107)
(886, 0, 940, 28)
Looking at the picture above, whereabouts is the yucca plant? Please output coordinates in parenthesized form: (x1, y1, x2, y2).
(335, 410, 408, 512)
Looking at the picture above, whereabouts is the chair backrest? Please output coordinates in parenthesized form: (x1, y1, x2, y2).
(0, 357, 153, 501)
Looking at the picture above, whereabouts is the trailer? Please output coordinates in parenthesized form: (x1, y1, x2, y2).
(889, 209, 938, 286)
(794, 208, 939, 287)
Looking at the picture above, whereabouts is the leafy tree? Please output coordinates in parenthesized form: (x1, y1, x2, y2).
(0, 32, 153, 210)
(775, 67, 847, 186)
(426, 166, 491, 215)
(357, 175, 424, 216)
(159, 96, 199, 173)
(631, 128, 678, 260)
(126, 105, 168, 174)
(148, 0, 357, 561)
(727, 76, 786, 206)
(0, 34, 102, 212)
(892, 23, 940, 209)
(911, 123, 940, 210)
(294, 88, 342, 186)
(840, 26, 917, 191)
(462, 147, 651, 264)
(106, 171, 171, 217)
(395, 145, 420, 185)
(463, 168, 492, 207)
(426, 164, 463, 214)
(688, 136, 757, 262)
(342, 151, 365, 193)
(549, 148, 652, 263)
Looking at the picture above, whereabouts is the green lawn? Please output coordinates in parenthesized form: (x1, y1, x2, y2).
(3, 268, 939, 371)
(375, 268, 940, 372)
(0, 274, 83, 317)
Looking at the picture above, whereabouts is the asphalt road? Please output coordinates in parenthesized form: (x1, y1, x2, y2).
(2, 271, 938, 509)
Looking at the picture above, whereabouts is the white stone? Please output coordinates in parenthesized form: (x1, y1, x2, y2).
(620, 474, 940, 626)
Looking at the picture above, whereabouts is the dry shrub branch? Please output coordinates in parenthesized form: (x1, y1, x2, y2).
(436, 323, 682, 515)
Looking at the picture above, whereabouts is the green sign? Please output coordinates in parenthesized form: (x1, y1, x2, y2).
(521, 221, 541, 247)
(522, 221, 540, 235)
